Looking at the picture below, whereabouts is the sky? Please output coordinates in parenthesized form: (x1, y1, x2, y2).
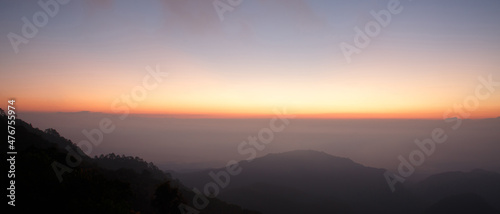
(1, 0, 500, 118)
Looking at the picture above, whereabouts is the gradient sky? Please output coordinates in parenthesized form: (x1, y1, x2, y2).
(1, 0, 500, 118)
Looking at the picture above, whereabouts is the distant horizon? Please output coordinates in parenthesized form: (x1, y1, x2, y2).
(17, 111, 500, 176)
(15, 110, 500, 119)
(11, 111, 500, 176)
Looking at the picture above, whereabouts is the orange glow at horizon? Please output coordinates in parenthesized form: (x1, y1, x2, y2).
(14, 100, 500, 119)
(2, 43, 500, 120)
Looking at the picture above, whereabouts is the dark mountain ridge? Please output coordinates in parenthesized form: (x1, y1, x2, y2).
(1, 109, 260, 214)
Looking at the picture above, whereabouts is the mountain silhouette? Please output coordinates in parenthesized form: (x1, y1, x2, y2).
(1, 109, 260, 214)
(177, 150, 418, 214)
(177, 150, 500, 214)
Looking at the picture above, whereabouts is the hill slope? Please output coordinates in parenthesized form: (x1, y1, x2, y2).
(1, 109, 260, 214)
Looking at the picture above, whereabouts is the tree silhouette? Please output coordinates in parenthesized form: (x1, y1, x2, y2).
(44, 128, 61, 137)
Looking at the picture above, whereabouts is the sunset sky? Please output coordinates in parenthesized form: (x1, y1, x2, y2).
(1, 0, 499, 118)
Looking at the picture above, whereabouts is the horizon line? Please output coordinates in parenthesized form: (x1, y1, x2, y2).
(15, 110, 500, 120)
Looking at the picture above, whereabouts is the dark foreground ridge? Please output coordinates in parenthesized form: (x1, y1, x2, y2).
(1, 109, 260, 214)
